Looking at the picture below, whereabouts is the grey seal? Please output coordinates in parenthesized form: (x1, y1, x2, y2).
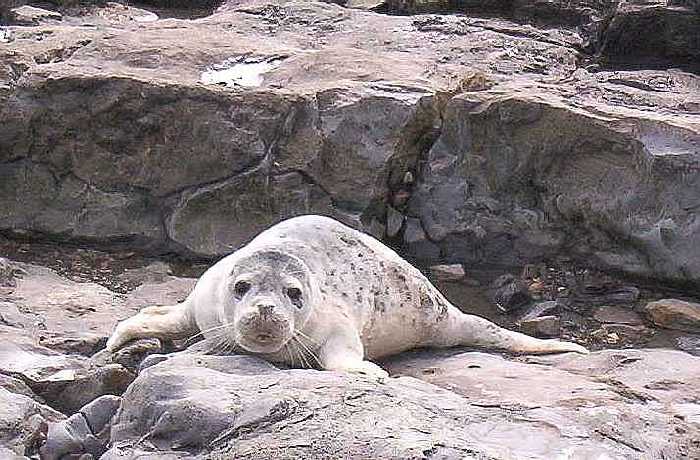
(106, 215, 586, 378)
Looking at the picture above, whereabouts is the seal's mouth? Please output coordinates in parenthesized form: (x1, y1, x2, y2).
(235, 315, 292, 354)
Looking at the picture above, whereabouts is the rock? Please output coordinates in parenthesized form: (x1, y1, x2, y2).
(0, 333, 133, 414)
(6, 263, 131, 337)
(597, 323, 653, 344)
(0, 0, 695, 289)
(109, 338, 163, 373)
(385, 206, 404, 238)
(593, 305, 644, 325)
(489, 274, 531, 312)
(519, 315, 560, 337)
(409, 81, 700, 285)
(571, 284, 640, 308)
(645, 299, 700, 333)
(390, 348, 700, 455)
(41, 395, 121, 460)
(0, 374, 39, 401)
(0, 301, 34, 329)
(519, 300, 559, 321)
(0, 386, 64, 457)
(100, 348, 700, 458)
(403, 217, 440, 260)
(10, 5, 62, 25)
(676, 336, 700, 356)
(429, 264, 465, 282)
(35, 331, 106, 357)
(0, 257, 15, 286)
(600, 1, 700, 73)
(117, 261, 173, 285)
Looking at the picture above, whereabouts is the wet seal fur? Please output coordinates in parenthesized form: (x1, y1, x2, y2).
(106, 215, 587, 378)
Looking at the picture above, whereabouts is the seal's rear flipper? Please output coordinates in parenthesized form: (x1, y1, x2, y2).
(432, 308, 588, 355)
(105, 303, 197, 353)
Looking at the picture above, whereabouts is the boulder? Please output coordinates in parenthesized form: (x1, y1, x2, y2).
(645, 299, 700, 333)
(96, 348, 700, 458)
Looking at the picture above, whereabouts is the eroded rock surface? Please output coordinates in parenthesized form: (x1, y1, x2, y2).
(0, 1, 699, 458)
(0, 0, 697, 288)
(93, 347, 700, 459)
(0, 247, 699, 458)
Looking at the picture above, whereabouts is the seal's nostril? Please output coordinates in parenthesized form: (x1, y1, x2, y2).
(257, 304, 275, 315)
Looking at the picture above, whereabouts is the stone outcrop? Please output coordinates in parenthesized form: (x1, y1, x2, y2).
(0, 1, 698, 288)
(0, 251, 698, 458)
(1, 2, 699, 458)
(92, 347, 700, 459)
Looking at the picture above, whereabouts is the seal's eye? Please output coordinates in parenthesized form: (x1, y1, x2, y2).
(286, 287, 303, 308)
(234, 281, 251, 298)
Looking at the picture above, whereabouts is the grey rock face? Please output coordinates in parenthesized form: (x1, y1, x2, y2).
(0, 386, 64, 457)
(0, 0, 697, 288)
(410, 90, 700, 286)
(41, 395, 121, 460)
(97, 348, 700, 459)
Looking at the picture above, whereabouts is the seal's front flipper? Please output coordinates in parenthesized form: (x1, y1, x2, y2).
(318, 327, 389, 380)
(106, 303, 197, 352)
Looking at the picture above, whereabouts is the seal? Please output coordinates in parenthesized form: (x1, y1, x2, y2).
(106, 215, 587, 378)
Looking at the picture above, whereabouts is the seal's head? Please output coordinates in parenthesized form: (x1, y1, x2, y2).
(223, 250, 316, 354)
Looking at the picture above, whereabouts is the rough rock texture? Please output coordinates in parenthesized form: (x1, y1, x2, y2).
(0, 2, 699, 456)
(645, 298, 700, 333)
(0, 385, 64, 457)
(0, 0, 697, 288)
(0, 257, 196, 421)
(93, 347, 700, 459)
(0, 252, 699, 458)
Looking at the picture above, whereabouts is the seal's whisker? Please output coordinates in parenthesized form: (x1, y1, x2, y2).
(289, 339, 305, 369)
(295, 330, 318, 346)
(292, 337, 313, 369)
(293, 334, 321, 369)
(185, 323, 235, 346)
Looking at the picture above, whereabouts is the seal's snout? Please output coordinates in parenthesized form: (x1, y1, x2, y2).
(257, 303, 275, 317)
(235, 299, 294, 353)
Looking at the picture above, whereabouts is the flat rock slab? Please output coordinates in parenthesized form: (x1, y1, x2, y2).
(100, 348, 700, 459)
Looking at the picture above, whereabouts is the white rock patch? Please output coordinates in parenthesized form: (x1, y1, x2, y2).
(201, 58, 283, 88)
